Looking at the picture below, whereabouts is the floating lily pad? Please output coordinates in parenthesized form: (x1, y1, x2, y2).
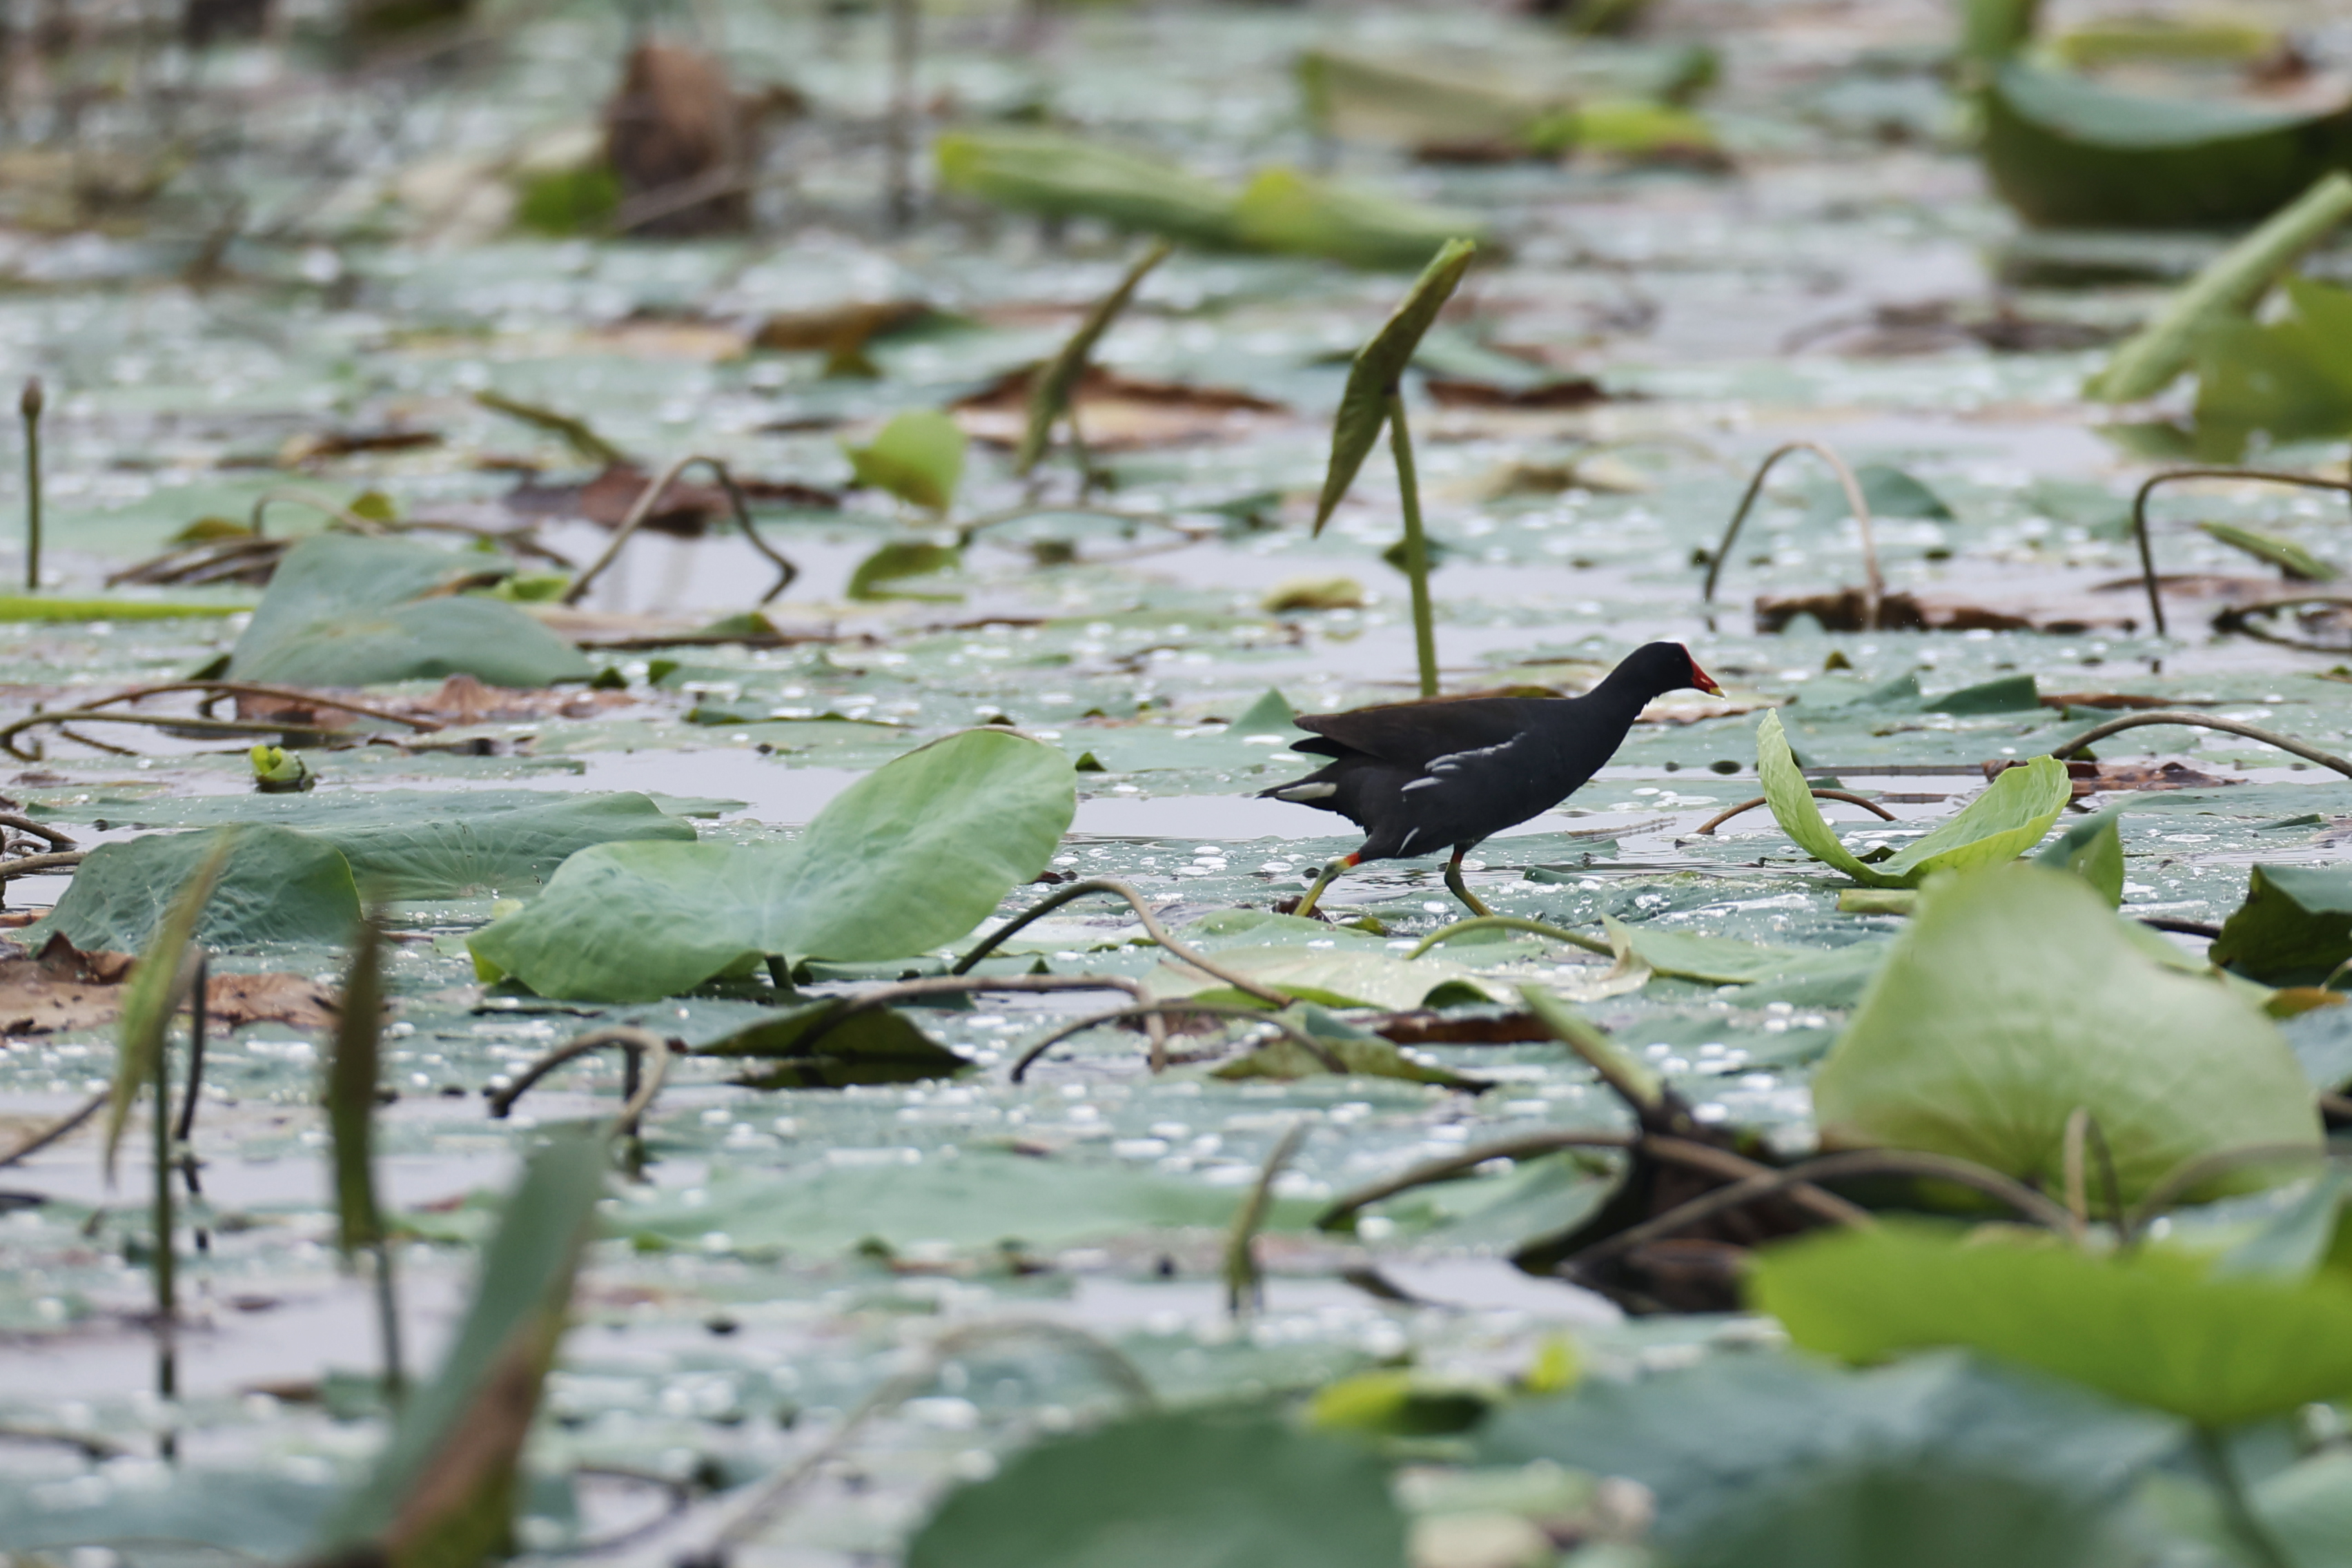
(44, 824, 362, 952)
(470, 730, 1075, 1001)
(226, 534, 589, 688)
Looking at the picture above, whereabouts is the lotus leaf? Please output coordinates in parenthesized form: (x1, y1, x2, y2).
(908, 1409, 1408, 1568)
(2212, 863, 2352, 986)
(226, 533, 588, 687)
(470, 729, 1075, 1001)
(1812, 863, 2320, 1202)
(1753, 1220, 2352, 1426)
(1756, 709, 2067, 887)
(1984, 62, 2352, 229)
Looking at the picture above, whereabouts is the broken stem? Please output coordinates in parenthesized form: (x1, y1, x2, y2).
(1387, 392, 1439, 697)
(1407, 915, 1611, 961)
(952, 877, 1294, 1006)
(562, 453, 797, 607)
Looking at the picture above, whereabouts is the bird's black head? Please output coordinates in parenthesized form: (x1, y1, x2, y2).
(1608, 641, 1723, 700)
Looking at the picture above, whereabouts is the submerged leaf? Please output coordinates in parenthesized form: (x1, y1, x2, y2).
(470, 730, 1075, 1001)
(1812, 863, 2320, 1201)
(1752, 1220, 2352, 1427)
(695, 999, 968, 1089)
(908, 1409, 1409, 1568)
(846, 540, 963, 602)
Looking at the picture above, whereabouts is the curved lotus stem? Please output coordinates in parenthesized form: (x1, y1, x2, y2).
(1692, 788, 1897, 836)
(2049, 709, 2352, 780)
(1701, 440, 1883, 631)
(562, 454, 800, 607)
(2130, 466, 2352, 639)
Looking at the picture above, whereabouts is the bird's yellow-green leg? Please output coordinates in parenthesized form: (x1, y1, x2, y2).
(1444, 847, 1492, 918)
(1293, 852, 1360, 919)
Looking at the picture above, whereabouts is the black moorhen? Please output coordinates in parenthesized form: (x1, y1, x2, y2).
(1260, 641, 1722, 917)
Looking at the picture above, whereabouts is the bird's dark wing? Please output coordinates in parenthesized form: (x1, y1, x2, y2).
(1293, 696, 1542, 770)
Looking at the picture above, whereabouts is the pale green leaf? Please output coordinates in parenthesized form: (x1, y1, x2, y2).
(226, 534, 588, 688)
(469, 730, 1075, 1001)
(1752, 1219, 2352, 1426)
(841, 410, 967, 513)
(1812, 863, 2321, 1201)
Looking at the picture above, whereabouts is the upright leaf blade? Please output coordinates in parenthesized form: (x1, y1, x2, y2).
(102, 830, 233, 1182)
(841, 409, 968, 513)
(311, 1124, 607, 1568)
(1312, 237, 1478, 534)
(1755, 709, 1890, 885)
(1017, 240, 1172, 473)
(325, 917, 386, 1258)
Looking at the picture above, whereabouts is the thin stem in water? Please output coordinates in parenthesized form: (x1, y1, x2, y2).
(1387, 392, 1439, 698)
(21, 377, 41, 593)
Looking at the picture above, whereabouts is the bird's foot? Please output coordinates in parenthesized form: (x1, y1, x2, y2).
(1444, 857, 1493, 919)
(1291, 856, 1355, 919)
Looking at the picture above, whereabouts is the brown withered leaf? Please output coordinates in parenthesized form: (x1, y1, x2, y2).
(952, 364, 1286, 451)
(1422, 374, 1607, 409)
(0, 934, 344, 1037)
(277, 429, 442, 469)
